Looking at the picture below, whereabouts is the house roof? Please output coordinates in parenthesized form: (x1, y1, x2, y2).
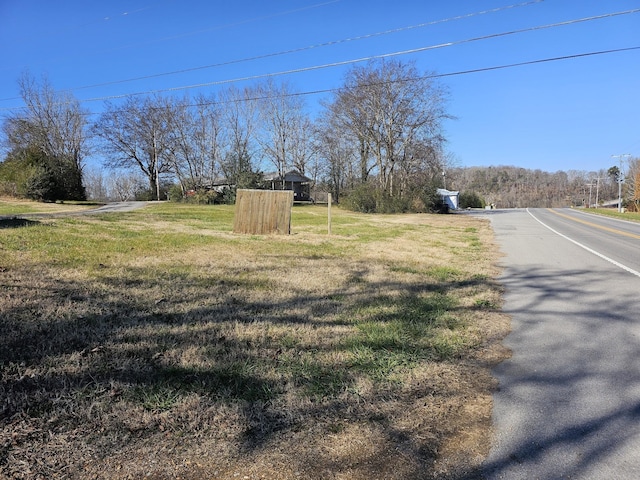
(263, 170, 312, 183)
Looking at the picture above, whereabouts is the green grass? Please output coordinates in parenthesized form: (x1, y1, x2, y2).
(0, 200, 506, 478)
(0, 203, 41, 215)
(584, 207, 640, 223)
(342, 292, 467, 374)
(0, 199, 101, 215)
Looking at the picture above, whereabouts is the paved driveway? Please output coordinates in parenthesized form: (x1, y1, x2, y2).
(0, 201, 148, 220)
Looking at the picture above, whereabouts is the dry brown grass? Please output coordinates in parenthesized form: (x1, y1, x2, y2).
(0, 204, 509, 479)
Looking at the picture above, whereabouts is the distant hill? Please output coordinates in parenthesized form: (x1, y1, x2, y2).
(449, 165, 620, 208)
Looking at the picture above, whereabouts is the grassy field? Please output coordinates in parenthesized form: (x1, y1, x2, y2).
(0, 202, 509, 479)
(0, 197, 101, 216)
(581, 207, 640, 222)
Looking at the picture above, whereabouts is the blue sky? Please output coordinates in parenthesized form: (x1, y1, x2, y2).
(1, 0, 638, 173)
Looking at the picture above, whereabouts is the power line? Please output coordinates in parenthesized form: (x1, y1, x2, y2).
(1, 10, 638, 115)
(3, 46, 638, 119)
(434, 46, 640, 78)
(42, 0, 544, 96)
(76, 46, 640, 117)
(229, 47, 640, 101)
(0, 0, 343, 101)
(4, 5, 637, 110)
(68, 8, 640, 104)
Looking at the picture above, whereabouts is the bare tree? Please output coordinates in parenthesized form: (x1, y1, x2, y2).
(93, 95, 173, 200)
(255, 80, 311, 179)
(2, 72, 88, 200)
(449, 164, 634, 209)
(288, 114, 317, 175)
(83, 166, 109, 201)
(108, 170, 146, 201)
(315, 111, 358, 202)
(218, 86, 260, 188)
(324, 60, 449, 197)
(166, 94, 223, 195)
(322, 86, 373, 184)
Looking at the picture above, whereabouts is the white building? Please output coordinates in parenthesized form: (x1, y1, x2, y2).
(437, 188, 459, 210)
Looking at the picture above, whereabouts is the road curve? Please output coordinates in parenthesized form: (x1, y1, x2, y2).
(75, 201, 149, 214)
(0, 201, 149, 220)
(477, 208, 640, 479)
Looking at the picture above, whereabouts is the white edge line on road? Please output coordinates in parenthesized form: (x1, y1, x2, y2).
(526, 208, 640, 279)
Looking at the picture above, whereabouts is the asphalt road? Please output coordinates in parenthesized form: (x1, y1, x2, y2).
(479, 208, 640, 479)
(0, 201, 148, 220)
(76, 201, 149, 214)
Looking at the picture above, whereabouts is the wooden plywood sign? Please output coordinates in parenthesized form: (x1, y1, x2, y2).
(233, 189, 294, 235)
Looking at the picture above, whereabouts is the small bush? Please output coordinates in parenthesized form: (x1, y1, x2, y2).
(195, 189, 222, 204)
(135, 184, 170, 201)
(367, 191, 410, 214)
(342, 182, 446, 214)
(24, 166, 58, 201)
(416, 187, 443, 213)
(459, 191, 485, 209)
(169, 187, 228, 205)
(168, 184, 184, 202)
(219, 186, 236, 205)
(0, 181, 18, 197)
(342, 184, 378, 213)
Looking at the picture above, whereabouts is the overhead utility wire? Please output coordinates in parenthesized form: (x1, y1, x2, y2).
(0, 0, 343, 101)
(197, 47, 640, 104)
(1, 10, 638, 114)
(66, 46, 640, 117)
(17, 46, 639, 118)
(138, 45, 636, 115)
(73, 8, 640, 104)
(436, 46, 640, 78)
(49, 0, 544, 95)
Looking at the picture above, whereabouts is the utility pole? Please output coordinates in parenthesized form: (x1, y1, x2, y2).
(152, 128, 161, 201)
(586, 181, 595, 207)
(612, 154, 631, 213)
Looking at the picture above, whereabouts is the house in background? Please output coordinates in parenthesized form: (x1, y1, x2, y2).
(183, 176, 234, 198)
(437, 188, 459, 211)
(263, 170, 313, 202)
(180, 170, 314, 203)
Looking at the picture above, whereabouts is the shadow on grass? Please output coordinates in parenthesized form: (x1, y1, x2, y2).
(0, 217, 40, 228)
(0, 262, 502, 479)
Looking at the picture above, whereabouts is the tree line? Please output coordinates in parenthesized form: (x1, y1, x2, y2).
(1, 60, 451, 212)
(0, 74, 87, 201)
(449, 161, 640, 210)
(2, 62, 637, 212)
